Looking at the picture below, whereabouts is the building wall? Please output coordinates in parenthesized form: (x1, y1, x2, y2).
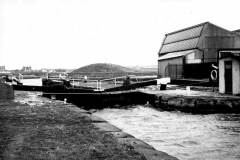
(219, 57, 240, 94)
(234, 36, 240, 48)
(232, 58, 240, 94)
(219, 58, 227, 93)
(158, 57, 183, 78)
(185, 50, 202, 64)
(198, 23, 238, 63)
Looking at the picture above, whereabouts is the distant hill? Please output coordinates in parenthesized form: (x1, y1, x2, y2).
(69, 63, 156, 79)
(69, 63, 137, 79)
(71, 63, 137, 74)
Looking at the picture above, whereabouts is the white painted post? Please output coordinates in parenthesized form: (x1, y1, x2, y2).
(18, 73, 23, 80)
(97, 80, 98, 90)
(114, 78, 116, 86)
(186, 86, 191, 95)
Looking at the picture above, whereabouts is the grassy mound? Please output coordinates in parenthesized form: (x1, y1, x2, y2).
(71, 63, 136, 74)
(69, 63, 156, 79)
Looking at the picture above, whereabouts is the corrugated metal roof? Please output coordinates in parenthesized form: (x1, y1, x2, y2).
(164, 25, 203, 44)
(160, 38, 199, 54)
(158, 50, 195, 61)
(159, 23, 206, 54)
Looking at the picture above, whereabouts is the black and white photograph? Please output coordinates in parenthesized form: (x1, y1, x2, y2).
(1, 0, 240, 159)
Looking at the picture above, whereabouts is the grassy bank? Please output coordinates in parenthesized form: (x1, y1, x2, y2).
(0, 91, 146, 160)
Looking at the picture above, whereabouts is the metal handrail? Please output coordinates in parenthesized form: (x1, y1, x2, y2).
(47, 75, 157, 91)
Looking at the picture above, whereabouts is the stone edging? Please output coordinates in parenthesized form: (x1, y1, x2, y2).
(151, 94, 240, 114)
(66, 104, 179, 160)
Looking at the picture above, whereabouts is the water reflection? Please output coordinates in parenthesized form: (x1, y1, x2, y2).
(94, 106, 240, 160)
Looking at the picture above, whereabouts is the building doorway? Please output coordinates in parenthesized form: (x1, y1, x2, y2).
(224, 61, 232, 93)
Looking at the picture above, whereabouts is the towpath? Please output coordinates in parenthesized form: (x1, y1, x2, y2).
(0, 91, 178, 160)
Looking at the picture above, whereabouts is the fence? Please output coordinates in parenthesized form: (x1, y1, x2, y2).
(68, 75, 157, 91)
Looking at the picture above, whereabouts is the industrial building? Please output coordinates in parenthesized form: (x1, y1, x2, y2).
(158, 22, 240, 80)
(21, 66, 32, 72)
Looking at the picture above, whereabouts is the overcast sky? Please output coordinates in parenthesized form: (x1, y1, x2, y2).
(1, 0, 240, 70)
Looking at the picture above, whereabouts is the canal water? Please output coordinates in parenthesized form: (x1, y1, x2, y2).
(94, 106, 240, 160)
(17, 79, 240, 159)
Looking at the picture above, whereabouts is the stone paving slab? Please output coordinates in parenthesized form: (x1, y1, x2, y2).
(117, 137, 154, 150)
(88, 115, 107, 122)
(93, 122, 122, 132)
(134, 148, 179, 160)
(107, 131, 134, 138)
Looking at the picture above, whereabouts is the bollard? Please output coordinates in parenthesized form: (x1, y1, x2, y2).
(64, 98, 67, 104)
(186, 86, 191, 95)
(51, 95, 56, 100)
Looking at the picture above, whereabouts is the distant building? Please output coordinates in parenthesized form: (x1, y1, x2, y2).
(158, 22, 240, 80)
(219, 49, 240, 94)
(21, 66, 32, 72)
(40, 69, 48, 73)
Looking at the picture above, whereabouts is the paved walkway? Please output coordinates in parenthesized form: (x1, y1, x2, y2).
(141, 88, 240, 99)
(139, 86, 240, 113)
(138, 83, 240, 98)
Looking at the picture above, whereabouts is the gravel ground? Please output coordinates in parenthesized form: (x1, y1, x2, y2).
(0, 91, 146, 160)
